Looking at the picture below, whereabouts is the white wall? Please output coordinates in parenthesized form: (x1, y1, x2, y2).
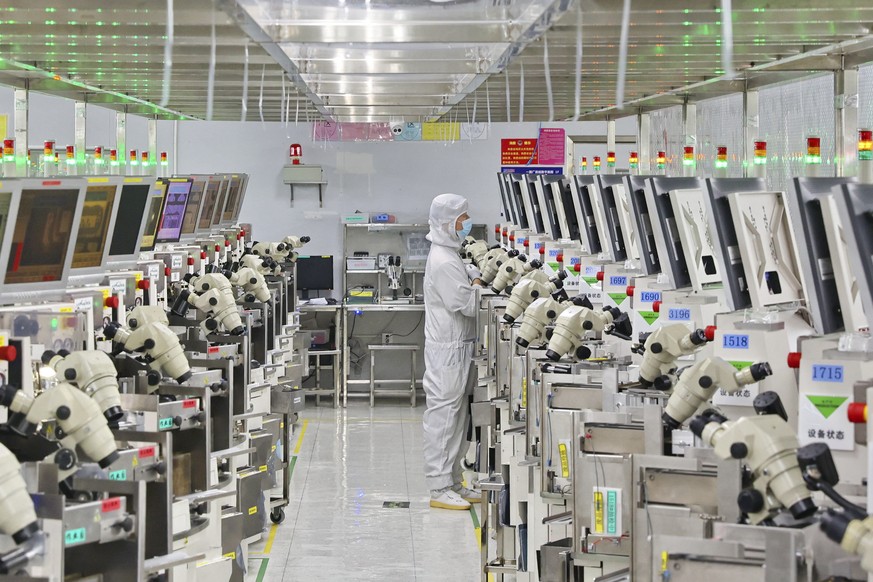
(176, 118, 637, 296)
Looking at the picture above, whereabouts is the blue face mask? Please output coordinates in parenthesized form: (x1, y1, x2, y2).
(457, 218, 473, 240)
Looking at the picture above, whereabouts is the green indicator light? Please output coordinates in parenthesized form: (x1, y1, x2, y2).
(715, 160, 728, 169)
(805, 155, 821, 164)
(682, 159, 695, 166)
(51, 318, 59, 329)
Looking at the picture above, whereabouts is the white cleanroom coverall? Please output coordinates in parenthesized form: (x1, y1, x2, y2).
(422, 193, 479, 491)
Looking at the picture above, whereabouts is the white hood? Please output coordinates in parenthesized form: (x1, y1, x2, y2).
(426, 193, 468, 249)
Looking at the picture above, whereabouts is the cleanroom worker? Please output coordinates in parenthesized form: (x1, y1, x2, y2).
(422, 193, 483, 510)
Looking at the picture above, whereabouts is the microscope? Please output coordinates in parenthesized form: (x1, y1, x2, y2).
(661, 357, 773, 430)
(240, 253, 279, 277)
(690, 392, 817, 525)
(822, 512, 873, 574)
(515, 296, 569, 349)
(104, 305, 193, 384)
(280, 235, 310, 263)
(461, 238, 489, 267)
(545, 302, 631, 362)
(41, 350, 125, 424)
(172, 272, 247, 336)
(480, 247, 510, 285)
(0, 443, 42, 575)
(638, 323, 713, 387)
(490, 250, 537, 294)
(503, 270, 567, 323)
(228, 265, 272, 303)
(384, 256, 409, 301)
(0, 382, 121, 471)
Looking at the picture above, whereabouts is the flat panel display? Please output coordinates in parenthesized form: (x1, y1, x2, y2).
(6, 188, 79, 283)
(72, 183, 117, 269)
(108, 182, 151, 258)
(155, 179, 193, 244)
(140, 181, 169, 251)
(180, 178, 206, 236)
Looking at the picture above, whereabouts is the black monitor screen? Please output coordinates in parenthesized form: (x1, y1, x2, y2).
(558, 179, 580, 241)
(72, 184, 117, 269)
(109, 183, 151, 257)
(510, 178, 529, 229)
(6, 189, 79, 284)
(296, 255, 334, 291)
(155, 180, 193, 244)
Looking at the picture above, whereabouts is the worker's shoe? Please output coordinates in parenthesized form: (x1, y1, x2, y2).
(452, 485, 482, 504)
(430, 488, 471, 510)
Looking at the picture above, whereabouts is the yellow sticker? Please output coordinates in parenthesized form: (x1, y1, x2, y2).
(558, 442, 570, 479)
(248, 506, 258, 515)
(223, 552, 236, 560)
(102, 289, 110, 299)
(124, 177, 143, 183)
(521, 378, 527, 408)
(0, 334, 6, 347)
(271, 445, 276, 452)
(661, 551, 668, 573)
(259, 465, 268, 472)
(594, 490, 604, 534)
(87, 177, 110, 183)
(59, 307, 73, 313)
(135, 272, 143, 282)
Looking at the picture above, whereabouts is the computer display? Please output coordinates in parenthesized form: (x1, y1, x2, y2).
(221, 174, 243, 223)
(108, 181, 151, 260)
(231, 174, 249, 222)
(140, 180, 169, 251)
(540, 176, 563, 239)
(571, 176, 601, 255)
(704, 177, 767, 311)
(72, 183, 118, 270)
(595, 175, 630, 262)
(624, 175, 659, 275)
(496, 173, 517, 226)
(6, 188, 80, 284)
(296, 255, 334, 292)
(508, 175, 530, 229)
(555, 178, 580, 241)
(524, 176, 546, 235)
(198, 178, 222, 232)
(180, 177, 207, 237)
(155, 178, 193, 244)
(210, 178, 230, 228)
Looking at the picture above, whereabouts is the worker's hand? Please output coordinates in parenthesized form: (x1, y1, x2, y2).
(465, 263, 482, 282)
(472, 278, 484, 287)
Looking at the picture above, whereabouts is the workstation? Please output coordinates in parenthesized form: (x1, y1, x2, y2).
(3, 1, 873, 581)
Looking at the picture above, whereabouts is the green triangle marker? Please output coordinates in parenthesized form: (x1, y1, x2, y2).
(607, 293, 627, 304)
(638, 311, 659, 325)
(728, 361, 753, 372)
(806, 395, 848, 419)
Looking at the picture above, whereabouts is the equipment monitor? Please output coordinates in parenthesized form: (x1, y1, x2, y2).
(140, 180, 169, 251)
(155, 178, 194, 244)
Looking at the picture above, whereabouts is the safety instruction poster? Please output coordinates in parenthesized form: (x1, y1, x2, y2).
(501, 138, 538, 165)
(537, 127, 565, 164)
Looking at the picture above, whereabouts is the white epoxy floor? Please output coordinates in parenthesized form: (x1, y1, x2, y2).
(246, 400, 482, 581)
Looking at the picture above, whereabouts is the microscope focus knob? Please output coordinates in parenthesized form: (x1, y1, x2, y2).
(147, 370, 162, 386)
(737, 489, 765, 514)
(209, 297, 218, 306)
(649, 342, 663, 354)
(729, 442, 749, 459)
(55, 448, 76, 470)
(582, 320, 594, 331)
(250, 278, 257, 285)
(143, 339, 156, 350)
(205, 319, 219, 331)
(173, 416, 183, 427)
(64, 368, 77, 381)
(56, 405, 72, 420)
(698, 375, 713, 389)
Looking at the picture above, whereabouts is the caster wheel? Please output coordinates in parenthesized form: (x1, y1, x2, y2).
(270, 507, 286, 524)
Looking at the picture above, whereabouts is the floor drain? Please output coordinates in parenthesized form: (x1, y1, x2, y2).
(383, 501, 410, 508)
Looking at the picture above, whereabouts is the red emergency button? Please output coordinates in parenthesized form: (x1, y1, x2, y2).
(523, 240, 530, 248)
(137, 279, 150, 290)
(225, 240, 230, 247)
(626, 285, 635, 297)
(509, 234, 515, 242)
(0, 345, 17, 362)
(164, 267, 171, 277)
(538, 246, 545, 255)
(848, 402, 868, 424)
(556, 254, 564, 263)
(200, 251, 207, 259)
(502, 228, 508, 236)
(704, 326, 717, 341)
(787, 352, 802, 369)
(595, 271, 604, 282)
(494, 225, 501, 234)
(215, 245, 220, 252)
(187, 257, 195, 266)
(105, 296, 119, 309)
(240, 230, 246, 237)
(652, 300, 662, 313)
(573, 263, 581, 273)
